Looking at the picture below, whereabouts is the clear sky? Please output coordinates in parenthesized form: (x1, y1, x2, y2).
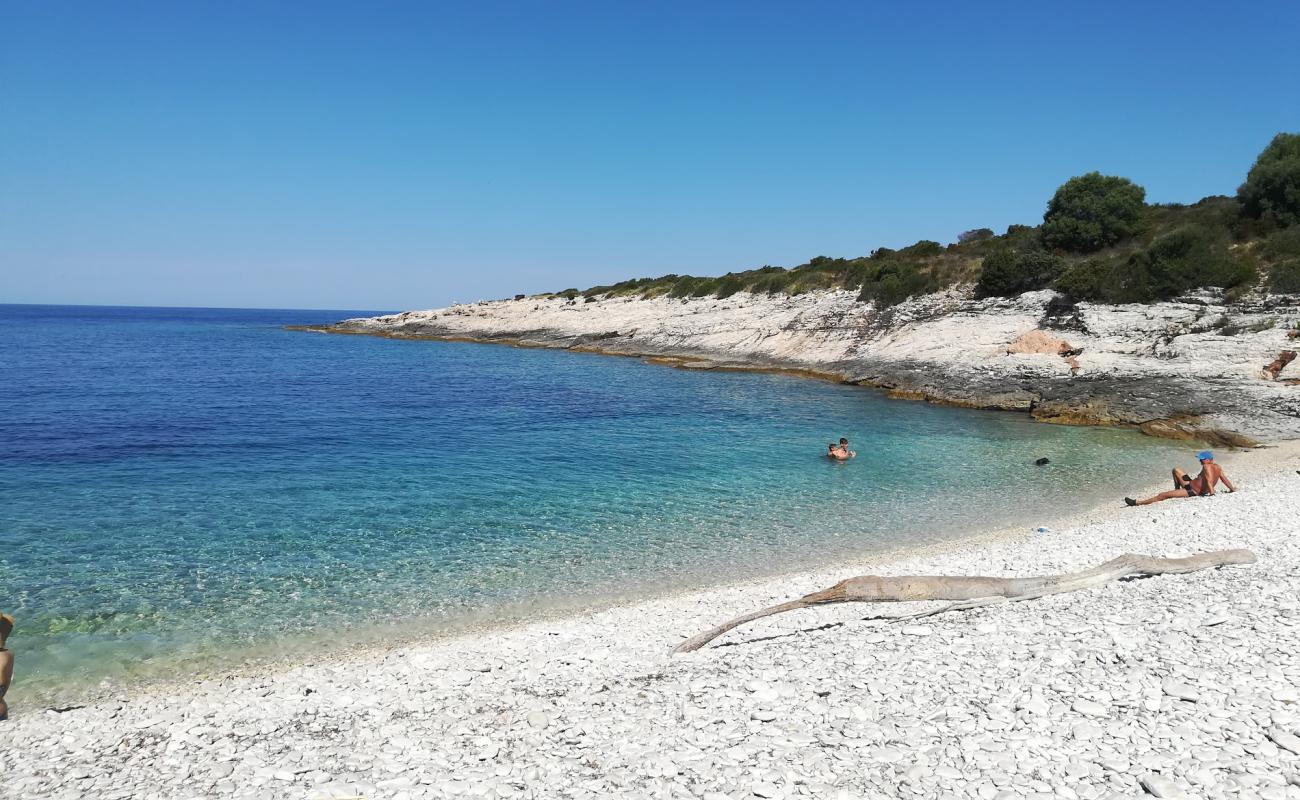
(3, 1, 1299, 311)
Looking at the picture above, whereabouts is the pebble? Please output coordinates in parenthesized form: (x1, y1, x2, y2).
(1267, 728, 1300, 755)
(1139, 774, 1188, 798)
(526, 711, 550, 728)
(1072, 699, 1110, 718)
(1160, 681, 1200, 702)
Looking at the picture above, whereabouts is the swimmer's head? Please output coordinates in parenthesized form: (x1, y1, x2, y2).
(839, 438, 848, 445)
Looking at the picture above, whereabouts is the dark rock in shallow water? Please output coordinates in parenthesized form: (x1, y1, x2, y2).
(1035, 457, 1051, 466)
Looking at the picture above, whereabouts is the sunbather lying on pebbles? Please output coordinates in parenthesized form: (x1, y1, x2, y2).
(1126, 450, 1236, 506)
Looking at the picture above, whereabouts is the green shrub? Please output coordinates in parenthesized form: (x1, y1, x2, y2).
(1270, 261, 1300, 294)
(898, 240, 943, 258)
(1042, 172, 1147, 253)
(713, 276, 746, 299)
(1238, 132, 1300, 228)
(1259, 226, 1300, 294)
(1060, 227, 1252, 303)
(800, 255, 841, 272)
(958, 228, 994, 243)
(1054, 258, 1121, 302)
(858, 261, 930, 307)
(750, 272, 795, 295)
(690, 278, 719, 297)
(975, 249, 1067, 298)
(788, 271, 836, 295)
(1136, 226, 1253, 300)
(1261, 226, 1300, 261)
(667, 277, 699, 298)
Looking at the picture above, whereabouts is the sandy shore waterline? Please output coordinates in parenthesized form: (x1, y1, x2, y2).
(4, 443, 1298, 799)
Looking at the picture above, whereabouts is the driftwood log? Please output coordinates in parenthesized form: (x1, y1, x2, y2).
(673, 549, 1256, 653)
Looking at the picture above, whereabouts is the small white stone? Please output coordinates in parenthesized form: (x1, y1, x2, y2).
(901, 626, 933, 637)
(526, 711, 550, 728)
(1072, 723, 1103, 740)
(1139, 774, 1189, 798)
(1072, 699, 1109, 718)
(1017, 696, 1049, 715)
(1267, 728, 1300, 755)
(872, 746, 905, 763)
(751, 710, 777, 722)
(1161, 681, 1200, 702)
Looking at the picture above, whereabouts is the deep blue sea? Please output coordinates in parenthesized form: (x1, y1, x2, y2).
(0, 304, 1188, 700)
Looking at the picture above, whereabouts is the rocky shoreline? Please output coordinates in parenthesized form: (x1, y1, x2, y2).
(293, 287, 1300, 445)
(4, 444, 1299, 799)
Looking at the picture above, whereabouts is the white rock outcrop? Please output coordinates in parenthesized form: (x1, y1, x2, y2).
(314, 287, 1300, 441)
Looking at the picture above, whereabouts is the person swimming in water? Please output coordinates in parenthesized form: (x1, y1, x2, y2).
(826, 438, 856, 460)
(1124, 451, 1236, 506)
(0, 612, 13, 722)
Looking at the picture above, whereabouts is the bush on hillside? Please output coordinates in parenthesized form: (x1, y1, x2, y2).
(1136, 226, 1252, 300)
(858, 261, 935, 308)
(1269, 262, 1300, 294)
(1261, 226, 1300, 261)
(975, 249, 1067, 298)
(1041, 172, 1147, 253)
(958, 228, 995, 243)
(1054, 258, 1120, 302)
(1261, 227, 1300, 294)
(750, 271, 796, 295)
(1057, 227, 1252, 303)
(713, 276, 745, 299)
(1239, 132, 1300, 228)
(898, 239, 944, 258)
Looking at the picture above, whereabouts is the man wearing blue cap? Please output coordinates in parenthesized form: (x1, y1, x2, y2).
(1125, 451, 1237, 506)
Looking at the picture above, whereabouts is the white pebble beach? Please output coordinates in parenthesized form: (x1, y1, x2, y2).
(3, 443, 1299, 800)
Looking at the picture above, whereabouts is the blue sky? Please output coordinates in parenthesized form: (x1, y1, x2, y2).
(3, 1, 1298, 311)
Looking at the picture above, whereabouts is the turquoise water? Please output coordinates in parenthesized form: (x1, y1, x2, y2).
(0, 304, 1188, 701)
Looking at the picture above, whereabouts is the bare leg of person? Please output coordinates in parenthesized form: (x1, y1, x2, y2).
(1172, 467, 1189, 490)
(1127, 488, 1189, 506)
(1137, 489, 1192, 506)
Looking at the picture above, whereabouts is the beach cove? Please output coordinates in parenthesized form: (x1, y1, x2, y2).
(3, 444, 1298, 798)
(0, 304, 1201, 705)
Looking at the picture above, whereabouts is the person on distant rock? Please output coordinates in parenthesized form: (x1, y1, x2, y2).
(1125, 451, 1236, 506)
(827, 438, 856, 460)
(0, 612, 13, 721)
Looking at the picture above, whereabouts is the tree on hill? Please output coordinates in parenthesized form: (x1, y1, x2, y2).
(1238, 132, 1300, 229)
(1041, 172, 1147, 253)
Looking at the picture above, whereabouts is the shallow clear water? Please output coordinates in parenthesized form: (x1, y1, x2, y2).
(0, 304, 1188, 700)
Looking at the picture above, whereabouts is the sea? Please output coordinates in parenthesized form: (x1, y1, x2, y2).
(0, 303, 1190, 701)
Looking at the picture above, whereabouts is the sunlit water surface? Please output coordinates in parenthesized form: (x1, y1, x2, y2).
(0, 304, 1189, 701)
